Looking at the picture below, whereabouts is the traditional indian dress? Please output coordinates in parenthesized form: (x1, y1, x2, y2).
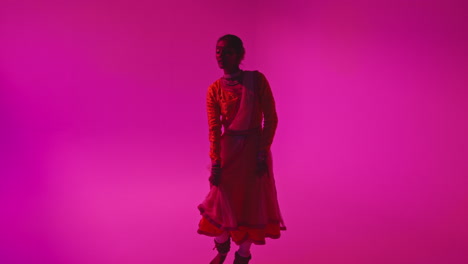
(197, 70, 286, 245)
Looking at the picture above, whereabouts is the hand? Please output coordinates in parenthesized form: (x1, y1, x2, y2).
(256, 151, 268, 176)
(209, 163, 222, 186)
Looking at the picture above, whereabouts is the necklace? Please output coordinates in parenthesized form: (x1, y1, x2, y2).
(222, 70, 243, 86)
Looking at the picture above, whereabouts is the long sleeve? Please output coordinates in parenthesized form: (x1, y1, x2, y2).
(207, 84, 222, 162)
(258, 73, 278, 152)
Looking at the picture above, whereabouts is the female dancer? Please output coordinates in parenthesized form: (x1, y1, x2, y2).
(198, 34, 286, 264)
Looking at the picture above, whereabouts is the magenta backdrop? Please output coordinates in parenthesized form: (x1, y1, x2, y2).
(1, 0, 467, 263)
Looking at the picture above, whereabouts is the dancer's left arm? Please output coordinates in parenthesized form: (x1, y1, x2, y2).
(258, 72, 278, 153)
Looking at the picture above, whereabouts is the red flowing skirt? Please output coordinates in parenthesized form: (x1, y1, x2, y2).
(198, 131, 286, 245)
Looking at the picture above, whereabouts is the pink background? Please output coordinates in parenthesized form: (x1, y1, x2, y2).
(1, 0, 467, 263)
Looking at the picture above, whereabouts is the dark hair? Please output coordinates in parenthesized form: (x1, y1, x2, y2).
(217, 34, 245, 61)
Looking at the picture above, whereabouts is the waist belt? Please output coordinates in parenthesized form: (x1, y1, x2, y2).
(224, 127, 261, 136)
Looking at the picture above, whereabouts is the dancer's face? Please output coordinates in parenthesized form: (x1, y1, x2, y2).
(216, 40, 241, 71)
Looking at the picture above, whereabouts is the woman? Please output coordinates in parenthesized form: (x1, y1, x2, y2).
(198, 34, 286, 264)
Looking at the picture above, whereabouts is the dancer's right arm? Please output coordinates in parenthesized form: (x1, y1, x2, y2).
(207, 84, 222, 186)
